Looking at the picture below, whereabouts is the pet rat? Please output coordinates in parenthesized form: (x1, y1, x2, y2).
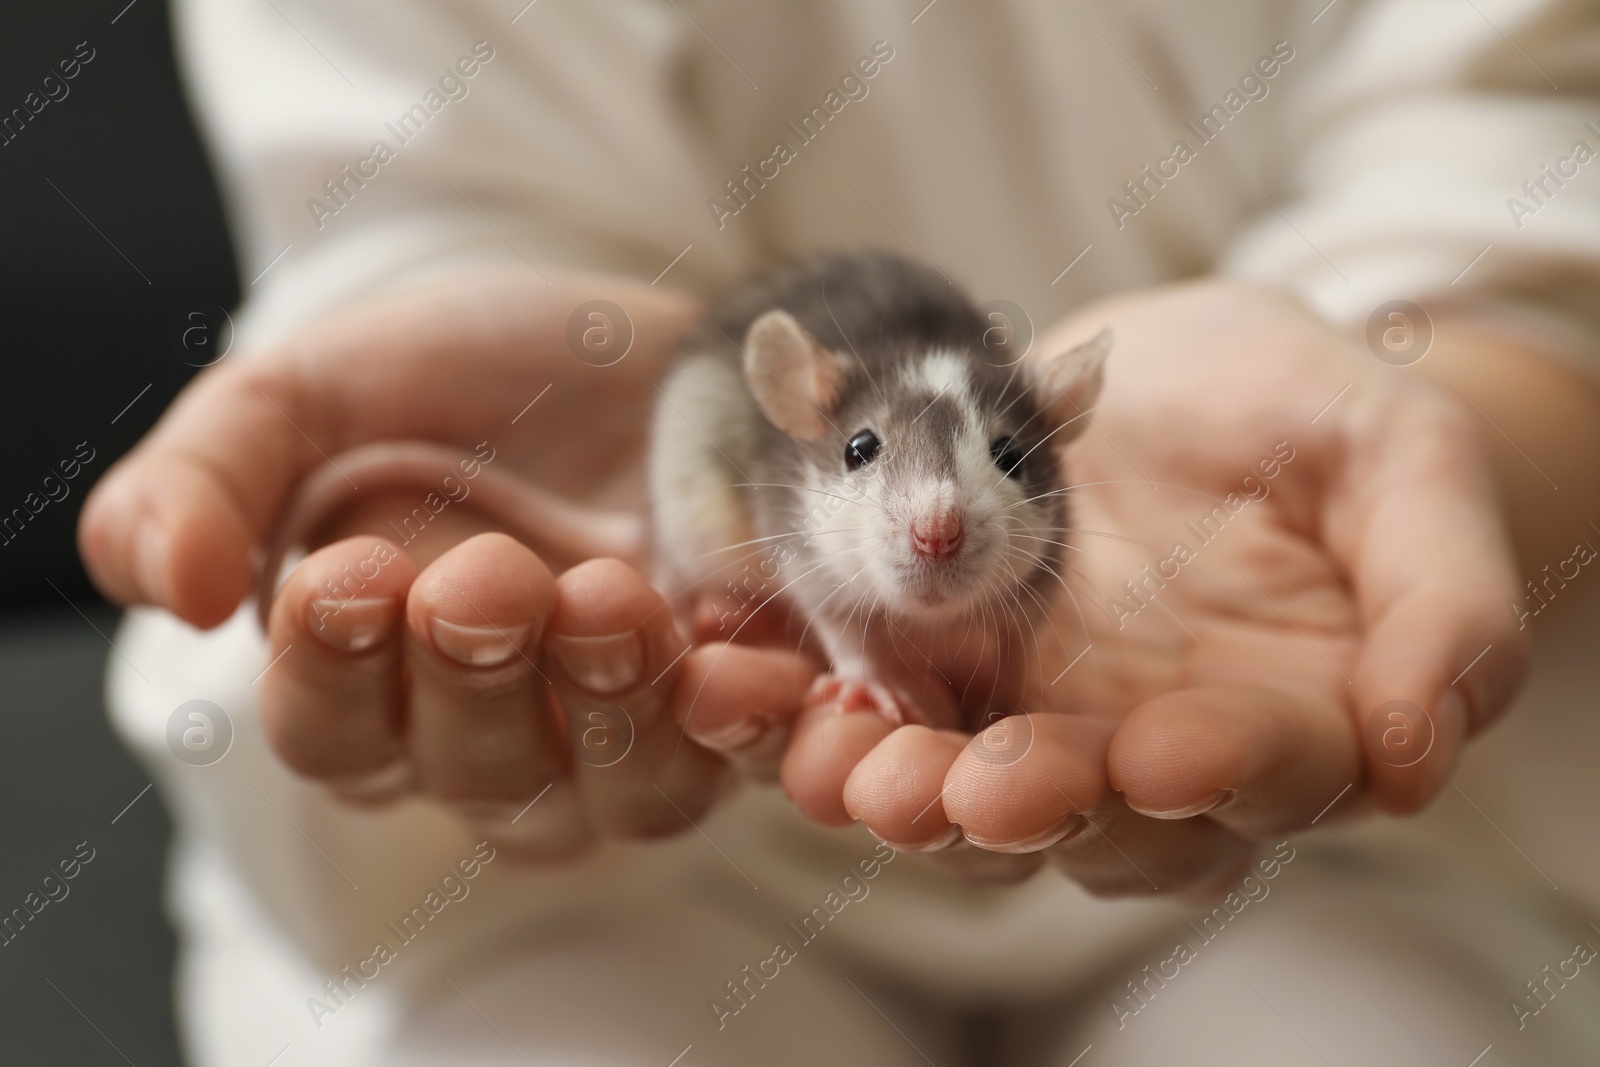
(650, 251, 1110, 730)
(253, 251, 1108, 735)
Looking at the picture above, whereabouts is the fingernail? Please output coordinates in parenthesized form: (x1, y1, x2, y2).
(873, 824, 963, 854)
(549, 631, 644, 694)
(332, 759, 412, 801)
(308, 598, 398, 653)
(1134, 789, 1233, 820)
(691, 717, 769, 753)
(963, 814, 1083, 854)
(727, 727, 790, 783)
(431, 618, 534, 667)
(1436, 687, 1470, 737)
(135, 522, 171, 605)
(1415, 689, 1469, 797)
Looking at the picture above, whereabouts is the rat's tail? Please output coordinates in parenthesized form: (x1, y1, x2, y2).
(254, 441, 645, 629)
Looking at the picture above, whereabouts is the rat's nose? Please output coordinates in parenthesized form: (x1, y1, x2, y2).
(910, 509, 964, 560)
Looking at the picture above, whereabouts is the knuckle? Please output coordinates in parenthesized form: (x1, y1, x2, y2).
(436, 662, 538, 700)
(428, 775, 544, 807)
(260, 708, 355, 779)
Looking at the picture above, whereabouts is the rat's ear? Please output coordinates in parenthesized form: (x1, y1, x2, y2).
(1029, 326, 1111, 438)
(743, 309, 850, 440)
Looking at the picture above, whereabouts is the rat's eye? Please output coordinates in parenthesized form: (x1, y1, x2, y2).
(845, 430, 881, 471)
(991, 436, 1025, 478)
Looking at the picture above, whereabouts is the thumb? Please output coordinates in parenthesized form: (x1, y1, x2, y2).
(1333, 391, 1531, 813)
(79, 270, 700, 628)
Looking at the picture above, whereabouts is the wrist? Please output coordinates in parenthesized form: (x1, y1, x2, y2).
(1407, 303, 1600, 581)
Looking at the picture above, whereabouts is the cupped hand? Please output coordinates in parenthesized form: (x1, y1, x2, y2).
(777, 278, 1532, 895)
(79, 268, 814, 860)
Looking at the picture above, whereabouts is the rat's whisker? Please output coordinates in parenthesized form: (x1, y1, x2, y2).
(689, 529, 809, 560)
(1011, 544, 1094, 648)
(669, 533, 850, 610)
(985, 404, 1099, 496)
(1003, 486, 1097, 510)
(717, 546, 867, 648)
(1028, 524, 1158, 550)
(832, 566, 884, 657)
(822, 279, 888, 410)
(1010, 557, 1068, 646)
(992, 367, 1040, 423)
(797, 562, 871, 654)
(1009, 531, 1092, 557)
(668, 541, 865, 774)
(985, 555, 1050, 698)
(1007, 478, 1241, 511)
(732, 482, 888, 515)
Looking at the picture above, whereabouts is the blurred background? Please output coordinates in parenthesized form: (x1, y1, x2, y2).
(0, 0, 234, 1060)
(2, 2, 1597, 1064)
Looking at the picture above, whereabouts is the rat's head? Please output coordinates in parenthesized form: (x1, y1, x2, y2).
(744, 308, 1111, 622)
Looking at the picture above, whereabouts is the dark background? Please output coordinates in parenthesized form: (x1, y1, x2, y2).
(1, 0, 235, 611)
(0, 0, 237, 1062)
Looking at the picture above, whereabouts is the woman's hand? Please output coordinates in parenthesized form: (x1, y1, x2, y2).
(778, 279, 1533, 894)
(79, 268, 814, 861)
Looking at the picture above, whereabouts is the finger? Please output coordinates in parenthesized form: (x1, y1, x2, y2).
(926, 841, 1046, 886)
(545, 559, 727, 839)
(1329, 395, 1533, 812)
(842, 726, 967, 852)
(405, 533, 589, 858)
(941, 714, 1113, 852)
(674, 643, 819, 781)
(77, 274, 699, 628)
(1355, 583, 1514, 812)
(1107, 686, 1360, 838)
(939, 712, 1259, 897)
(261, 536, 417, 801)
(781, 699, 898, 827)
(689, 591, 797, 649)
(80, 410, 273, 628)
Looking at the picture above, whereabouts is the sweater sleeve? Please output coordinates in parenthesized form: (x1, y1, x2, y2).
(172, 0, 752, 345)
(1218, 0, 1600, 367)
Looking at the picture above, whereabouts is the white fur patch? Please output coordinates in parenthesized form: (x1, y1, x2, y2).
(904, 352, 971, 401)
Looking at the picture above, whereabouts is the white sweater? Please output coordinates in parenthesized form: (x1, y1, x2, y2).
(110, 0, 1600, 1060)
(176, 0, 1600, 346)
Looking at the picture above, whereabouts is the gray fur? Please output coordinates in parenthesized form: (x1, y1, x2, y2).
(651, 250, 1072, 638)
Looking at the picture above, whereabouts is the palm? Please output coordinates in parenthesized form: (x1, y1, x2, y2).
(1038, 288, 1364, 749)
(786, 279, 1526, 894)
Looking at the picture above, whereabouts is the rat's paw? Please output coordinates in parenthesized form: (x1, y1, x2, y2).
(805, 674, 916, 727)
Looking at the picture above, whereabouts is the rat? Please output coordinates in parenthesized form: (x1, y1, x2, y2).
(252, 251, 1108, 735)
(649, 251, 1111, 730)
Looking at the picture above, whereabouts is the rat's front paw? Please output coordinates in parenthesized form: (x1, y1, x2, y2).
(805, 674, 919, 727)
